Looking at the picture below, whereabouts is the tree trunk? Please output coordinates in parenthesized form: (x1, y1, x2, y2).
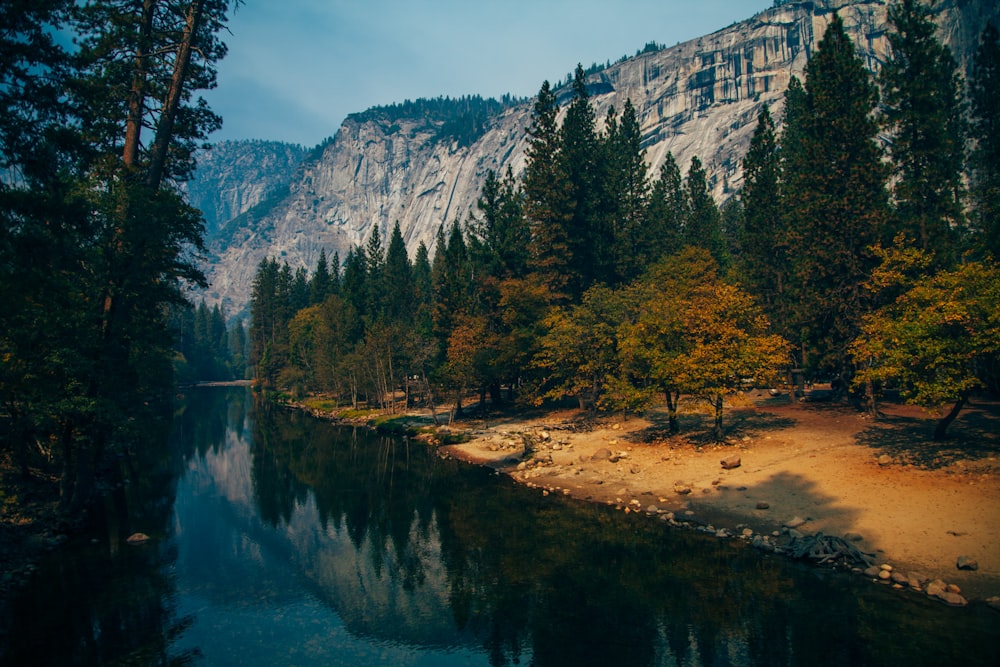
(865, 377, 880, 418)
(123, 0, 158, 168)
(934, 392, 968, 441)
(423, 374, 439, 426)
(712, 393, 724, 441)
(147, 0, 205, 190)
(664, 388, 679, 435)
(488, 381, 503, 407)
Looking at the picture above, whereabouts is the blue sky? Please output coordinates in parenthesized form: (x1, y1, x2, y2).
(205, 0, 774, 147)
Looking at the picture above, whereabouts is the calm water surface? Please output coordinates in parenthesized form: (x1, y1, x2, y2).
(3, 387, 998, 666)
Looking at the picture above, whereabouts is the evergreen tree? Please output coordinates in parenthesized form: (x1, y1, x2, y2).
(781, 13, 889, 378)
(969, 23, 1000, 258)
(383, 221, 414, 322)
(309, 248, 332, 305)
(364, 226, 385, 317)
(412, 241, 435, 339)
(291, 266, 309, 314)
(523, 80, 573, 301)
(0, 0, 236, 508)
(880, 0, 965, 268)
(603, 99, 650, 284)
(739, 105, 788, 331)
(250, 258, 288, 387)
(644, 153, 687, 264)
(559, 64, 609, 295)
(340, 247, 368, 321)
(684, 156, 727, 266)
(467, 166, 529, 281)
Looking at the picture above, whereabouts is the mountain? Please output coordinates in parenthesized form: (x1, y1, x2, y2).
(192, 0, 998, 316)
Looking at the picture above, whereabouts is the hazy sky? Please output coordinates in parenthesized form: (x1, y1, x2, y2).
(205, 0, 774, 147)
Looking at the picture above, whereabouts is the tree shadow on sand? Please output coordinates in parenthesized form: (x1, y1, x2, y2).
(632, 404, 798, 445)
(694, 470, 864, 545)
(855, 398, 1000, 470)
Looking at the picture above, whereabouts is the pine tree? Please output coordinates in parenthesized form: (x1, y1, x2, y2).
(559, 64, 608, 295)
(523, 80, 572, 301)
(291, 266, 309, 314)
(739, 105, 788, 331)
(603, 99, 650, 284)
(644, 153, 687, 264)
(880, 0, 965, 268)
(340, 247, 368, 320)
(383, 220, 414, 322)
(781, 13, 889, 378)
(364, 226, 385, 317)
(684, 156, 727, 266)
(309, 248, 331, 305)
(468, 166, 528, 281)
(0, 1, 236, 508)
(969, 23, 1000, 258)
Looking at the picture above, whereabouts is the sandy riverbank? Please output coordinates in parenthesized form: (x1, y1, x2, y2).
(438, 391, 1000, 604)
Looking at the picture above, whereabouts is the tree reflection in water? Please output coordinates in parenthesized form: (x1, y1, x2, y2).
(3, 389, 998, 667)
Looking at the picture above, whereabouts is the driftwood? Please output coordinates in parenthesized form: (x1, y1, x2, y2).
(783, 532, 875, 568)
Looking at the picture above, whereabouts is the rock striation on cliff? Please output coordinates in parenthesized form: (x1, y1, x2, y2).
(195, 0, 997, 316)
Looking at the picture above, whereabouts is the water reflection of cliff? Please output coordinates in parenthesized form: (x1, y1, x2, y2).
(243, 399, 1000, 667)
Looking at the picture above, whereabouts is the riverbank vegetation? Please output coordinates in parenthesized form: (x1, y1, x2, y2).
(250, 6, 1000, 442)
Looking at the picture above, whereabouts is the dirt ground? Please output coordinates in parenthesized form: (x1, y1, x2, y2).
(440, 388, 1000, 602)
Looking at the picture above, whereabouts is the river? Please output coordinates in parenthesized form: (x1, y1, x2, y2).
(2, 387, 998, 666)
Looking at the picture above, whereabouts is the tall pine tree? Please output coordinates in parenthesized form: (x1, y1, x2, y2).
(644, 153, 687, 265)
(739, 105, 788, 332)
(684, 156, 727, 267)
(559, 64, 608, 297)
(781, 13, 889, 379)
(523, 80, 573, 301)
(880, 0, 965, 268)
(603, 99, 650, 284)
(969, 23, 1000, 258)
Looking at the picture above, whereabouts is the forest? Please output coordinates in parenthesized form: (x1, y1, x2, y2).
(249, 5, 999, 442)
(0, 0, 238, 511)
(1, 1, 999, 522)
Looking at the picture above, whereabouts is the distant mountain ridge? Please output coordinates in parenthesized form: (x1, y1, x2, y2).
(191, 0, 998, 316)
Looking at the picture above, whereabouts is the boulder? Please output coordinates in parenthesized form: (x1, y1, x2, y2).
(956, 555, 979, 571)
(590, 448, 612, 461)
(720, 456, 741, 470)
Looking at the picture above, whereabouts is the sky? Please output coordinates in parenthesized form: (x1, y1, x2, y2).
(205, 0, 774, 148)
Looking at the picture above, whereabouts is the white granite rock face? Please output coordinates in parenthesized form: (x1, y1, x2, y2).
(198, 0, 996, 315)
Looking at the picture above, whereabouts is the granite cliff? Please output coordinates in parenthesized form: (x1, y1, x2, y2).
(194, 0, 998, 315)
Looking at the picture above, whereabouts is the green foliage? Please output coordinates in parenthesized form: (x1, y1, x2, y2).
(347, 94, 526, 147)
(880, 0, 965, 268)
(739, 106, 788, 330)
(968, 23, 1000, 259)
(684, 156, 728, 267)
(533, 286, 627, 409)
(852, 260, 1000, 439)
(0, 0, 237, 511)
(780, 14, 889, 378)
(244, 15, 992, 447)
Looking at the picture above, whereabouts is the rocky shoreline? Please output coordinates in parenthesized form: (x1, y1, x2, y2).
(432, 399, 1000, 609)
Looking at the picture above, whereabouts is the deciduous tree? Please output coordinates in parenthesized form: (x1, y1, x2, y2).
(852, 261, 1000, 440)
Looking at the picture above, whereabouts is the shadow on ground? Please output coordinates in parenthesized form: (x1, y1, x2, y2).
(692, 469, 864, 545)
(856, 398, 1000, 470)
(631, 404, 798, 445)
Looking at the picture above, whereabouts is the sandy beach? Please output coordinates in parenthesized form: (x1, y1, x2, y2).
(439, 390, 1000, 603)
